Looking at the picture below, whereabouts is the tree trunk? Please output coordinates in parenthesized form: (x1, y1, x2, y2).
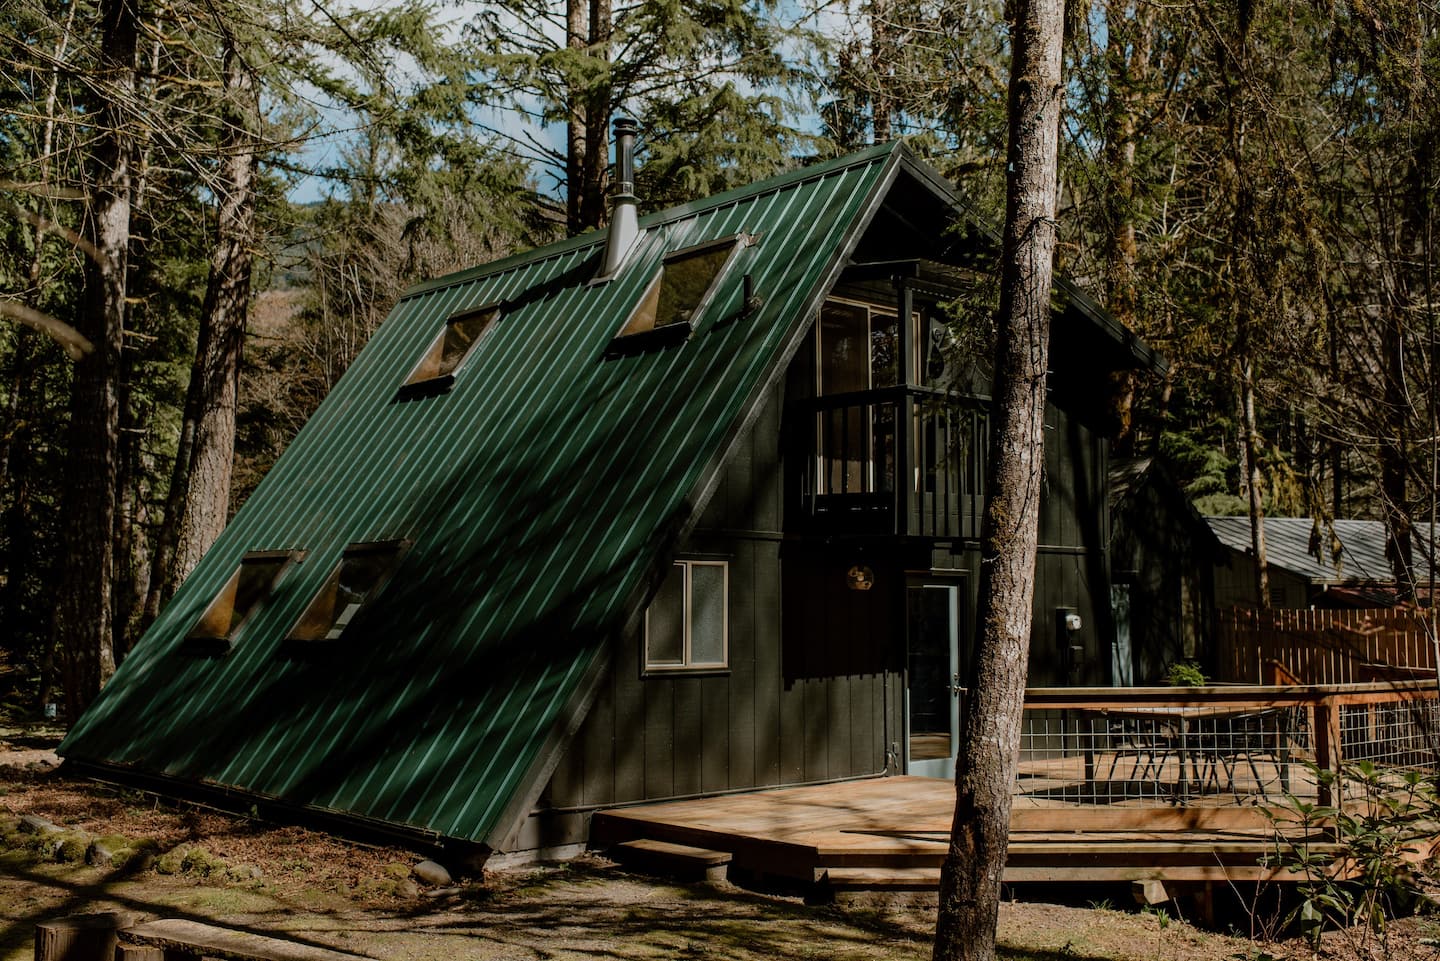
(581, 0, 612, 230)
(1380, 309, 1413, 597)
(1101, 2, 1151, 455)
(564, 0, 611, 234)
(1238, 358, 1270, 608)
(146, 37, 257, 616)
(870, 0, 893, 143)
(565, 0, 588, 233)
(932, 0, 1064, 959)
(50, 0, 138, 718)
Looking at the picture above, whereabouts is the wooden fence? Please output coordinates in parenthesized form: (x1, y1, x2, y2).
(1217, 606, 1438, 684)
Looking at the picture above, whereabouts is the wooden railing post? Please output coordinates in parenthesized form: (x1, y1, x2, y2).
(1313, 696, 1343, 808)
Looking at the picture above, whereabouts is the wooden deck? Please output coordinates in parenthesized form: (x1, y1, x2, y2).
(594, 682, 1440, 896)
(590, 776, 1333, 894)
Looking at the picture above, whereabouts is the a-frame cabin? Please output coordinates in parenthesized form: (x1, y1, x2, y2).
(61, 135, 1161, 863)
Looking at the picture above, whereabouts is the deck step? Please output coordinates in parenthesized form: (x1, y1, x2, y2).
(611, 838, 734, 881)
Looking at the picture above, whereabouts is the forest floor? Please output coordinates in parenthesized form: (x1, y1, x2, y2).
(0, 724, 1437, 961)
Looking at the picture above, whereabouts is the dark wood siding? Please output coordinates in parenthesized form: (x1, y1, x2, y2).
(530, 319, 1122, 846)
(1110, 465, 1217, 683)
(536, 379, 903, 827)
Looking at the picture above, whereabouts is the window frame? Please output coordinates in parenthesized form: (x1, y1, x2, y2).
(813, 296, 925, 497)
(284, 539, 410, 644)
(399, 303, 502, 396)
(184, 549, 305, 648)
(611, 234, 751, 345)
(643, 558, 730, 674)
(814, 295, 923, 397)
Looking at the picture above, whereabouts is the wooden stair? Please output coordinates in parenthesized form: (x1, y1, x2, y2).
(610, 838, 734, 882)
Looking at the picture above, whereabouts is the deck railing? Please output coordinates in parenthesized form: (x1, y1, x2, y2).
(1015, 681, 1440, 811)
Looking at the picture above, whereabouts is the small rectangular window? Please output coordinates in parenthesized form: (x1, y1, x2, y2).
(186, 550, 301, 644)
(644, 559, 729, 671)
(403, 304, 500, 389)
(287, 540, 408, 642)
(615, 237, 743, 340)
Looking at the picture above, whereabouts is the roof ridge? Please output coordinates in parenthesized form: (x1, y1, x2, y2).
(399, 142, 905, 302)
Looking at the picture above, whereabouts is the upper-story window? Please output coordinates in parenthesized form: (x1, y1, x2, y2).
(287, 540, 408, 642)
(817, 300, 902, 395)
(186, 550, 302, 645)
(615, 236, 745, 340)
(402, 304, 500, 391)
(814, 299, 914, 496)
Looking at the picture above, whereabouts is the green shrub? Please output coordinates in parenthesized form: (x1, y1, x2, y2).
(1165, 661, 1206, 687)
(1265, 761, 1438, 946)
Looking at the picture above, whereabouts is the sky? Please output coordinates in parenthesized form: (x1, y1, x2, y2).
(284, 0, 569, 204)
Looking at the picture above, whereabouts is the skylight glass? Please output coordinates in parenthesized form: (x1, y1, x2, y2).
(616, 238, 741, 338)
(287, 541, 407, 642)
(186, 551, 299, 643)
(405, 305, 499, 386)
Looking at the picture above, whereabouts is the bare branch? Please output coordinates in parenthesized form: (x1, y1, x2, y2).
(0, 300, 94, 360)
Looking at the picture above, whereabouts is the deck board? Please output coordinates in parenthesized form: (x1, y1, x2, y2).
(590, 775, 1339, 889)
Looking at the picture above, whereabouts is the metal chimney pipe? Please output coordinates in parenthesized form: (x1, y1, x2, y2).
(612, 117, 637, 197)
(601, 118, 640, 277)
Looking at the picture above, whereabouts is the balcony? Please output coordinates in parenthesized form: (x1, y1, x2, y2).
(794, 386, 988, 539)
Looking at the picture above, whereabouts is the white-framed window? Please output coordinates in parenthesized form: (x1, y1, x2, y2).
(644, 559, 729, 671)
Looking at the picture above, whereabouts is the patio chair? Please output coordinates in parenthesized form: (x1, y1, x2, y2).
(1195, 709, 1295, 801)
(1105, 718, 1175, 792)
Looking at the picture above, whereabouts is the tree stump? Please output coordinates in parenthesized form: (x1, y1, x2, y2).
(33, 912, 136, 961)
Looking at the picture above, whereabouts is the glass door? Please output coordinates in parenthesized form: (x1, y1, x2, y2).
(1111, 583, 1133, 686)
(906, 581, 964, 778)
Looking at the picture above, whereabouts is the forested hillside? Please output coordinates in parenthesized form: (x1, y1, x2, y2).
(1, 0, 1436, 716)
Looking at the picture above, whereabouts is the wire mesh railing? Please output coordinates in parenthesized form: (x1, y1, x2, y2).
(1013, 682, 1439, 811)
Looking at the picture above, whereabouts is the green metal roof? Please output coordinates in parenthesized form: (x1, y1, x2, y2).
(60, 141, 909, 847)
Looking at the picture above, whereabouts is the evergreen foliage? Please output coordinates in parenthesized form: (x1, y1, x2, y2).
(0, 0, 1436, 723)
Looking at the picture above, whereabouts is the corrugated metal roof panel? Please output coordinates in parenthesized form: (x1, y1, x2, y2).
(60, 142, 904, 844)
(1206, 516, 1434, 585)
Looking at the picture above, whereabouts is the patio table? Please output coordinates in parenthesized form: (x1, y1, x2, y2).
(1082, 704, 1294, 801)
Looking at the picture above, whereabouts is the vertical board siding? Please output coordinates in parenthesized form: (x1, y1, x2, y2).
(1217, 607, 1439, 684)
(545, 364, 900, 814)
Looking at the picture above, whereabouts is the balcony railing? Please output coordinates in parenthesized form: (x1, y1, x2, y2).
(797, 386, 988, 538)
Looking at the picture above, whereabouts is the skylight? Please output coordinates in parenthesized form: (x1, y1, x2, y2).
(403, 304, 500, 389)
(287, 540, 408, 642)
(614, 237, 745, 340)
(186, 550, 301, 645)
